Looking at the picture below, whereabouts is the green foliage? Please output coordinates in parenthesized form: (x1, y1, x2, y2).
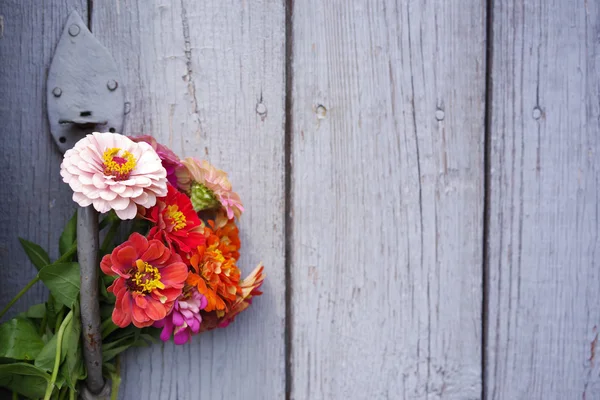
(1, 208, 157, 398)
(0, 318, 44, 360)
(18, 238, 51, 272)
(25, 303, 46, 319)
(60, 303, 85, 389)
(38, 263, 80, 308)
(59, 212, 77, 256)
(0, 363, 50, 399)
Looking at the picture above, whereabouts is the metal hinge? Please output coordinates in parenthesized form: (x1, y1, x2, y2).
(47, 11, 125, 153)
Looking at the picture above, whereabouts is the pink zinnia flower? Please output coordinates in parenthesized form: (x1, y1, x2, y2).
(129, 135, 181, 188)
(176, 158, 244, 219)
(154, 287, 207, 345)
(60, 132, 168, 220)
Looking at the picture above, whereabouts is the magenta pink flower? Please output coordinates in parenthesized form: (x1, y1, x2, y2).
(129, 135, 181, 188)
(154, 287, 207, 345)
(60, 132, 168, 220)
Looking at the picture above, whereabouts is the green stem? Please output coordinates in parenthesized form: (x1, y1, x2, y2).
(69, 388, 75, 400)
(43, 310, 73, 400)
(0, 243, 77, 320)
(57, 387, 67, 400)
(110, 356, 121, 400)
(0, 276, 39, 319)
(12, 391, 17, 400)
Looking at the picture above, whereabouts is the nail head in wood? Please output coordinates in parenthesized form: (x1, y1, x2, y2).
(107, 80, 118, 91)
(52, 87, 62, 97)
(68, 24, 80, 37)
(256, 102, 267, 115)
(435, 108, 445, 121)
(533, 107, 542, 120)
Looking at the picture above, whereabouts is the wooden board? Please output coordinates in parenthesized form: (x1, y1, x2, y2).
(486, 1, 600, 398)
(289, 1, 485, 398)
(0, 0, 87, 315)
(92, 1, 286, 399)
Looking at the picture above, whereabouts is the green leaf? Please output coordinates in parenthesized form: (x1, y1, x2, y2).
(59, 211, 77, 256)
(100, 303, 114, 321)
(101, 332, 139, 362)
(0, 318, 44, 360)
(0, 362, 51, 399)
(18, 238, 51, 271)
(46, 296, 60, 333)
(34, 334, 59, 372)
(102, 343, 134, 362)
(38, 262, 80, 308)
(25, 303, 46, 319)
(101, 318, 120, 339)
(60, 303, 84, 389)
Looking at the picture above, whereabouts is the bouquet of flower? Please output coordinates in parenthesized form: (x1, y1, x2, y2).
(0, 132, 265, 399)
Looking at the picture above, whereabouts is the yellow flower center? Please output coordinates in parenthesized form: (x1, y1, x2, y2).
(128, 260, 164, 294)
(102, 147, 136, 181)
(166, 205, 187, 231)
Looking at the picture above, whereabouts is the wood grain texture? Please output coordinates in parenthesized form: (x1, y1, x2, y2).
(486, 1, 600, 398)
(0, 0, 87, 317)
(92, 1, 286, 399)
(289, 1, 485, 398)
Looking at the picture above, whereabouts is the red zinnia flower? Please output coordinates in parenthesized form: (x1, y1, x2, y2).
(147, 184, 205, 259)
(101, 232, 189, 328)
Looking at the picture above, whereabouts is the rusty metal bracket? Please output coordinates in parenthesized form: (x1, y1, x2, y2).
(46, 10, 127, 397)
(47, 10, 125, 153)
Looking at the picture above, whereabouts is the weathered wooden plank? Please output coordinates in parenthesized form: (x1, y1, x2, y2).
(290, 1, 485, 398)
(486, 1, 600, 398)
(0, 0, 87, 316)
(93, 1, 286, 399)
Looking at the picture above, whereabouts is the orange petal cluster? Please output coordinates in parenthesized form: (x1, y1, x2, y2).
(187, 219, 242, 314)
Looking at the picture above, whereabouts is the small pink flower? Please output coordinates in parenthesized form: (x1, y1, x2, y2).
(176, 158, 244, 219)
(154, 287, 207, 345)
(129, 135, 181, 188)
(60, 132, 168, 220)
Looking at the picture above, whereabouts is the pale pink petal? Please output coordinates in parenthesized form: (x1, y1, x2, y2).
(73, 192, 93, 207)
(115, 201, 138, 220)
(61, 132, 168, 221)
(92, 173, 108, 189)
(108, 196, 130, 211)
(93, 198, 112, 213)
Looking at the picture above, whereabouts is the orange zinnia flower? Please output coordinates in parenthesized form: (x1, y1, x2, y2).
(186, 220, 242, 313)
(198, 264, 266, 332)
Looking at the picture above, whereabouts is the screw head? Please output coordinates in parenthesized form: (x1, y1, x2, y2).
(107, 80, 118, 91)
(68, 24, 80, 37)
(52, 87, 62, 97)
(435, 108, 445, 121)
(256, 103, 267, 115)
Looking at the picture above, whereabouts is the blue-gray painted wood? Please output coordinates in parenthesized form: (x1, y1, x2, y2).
(92, 1, 286, 399)
(0, 0, 87, 315)
(2, 1, 600, 399)
(486, 1, 600, 398)
(289, 1, 485, 398)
